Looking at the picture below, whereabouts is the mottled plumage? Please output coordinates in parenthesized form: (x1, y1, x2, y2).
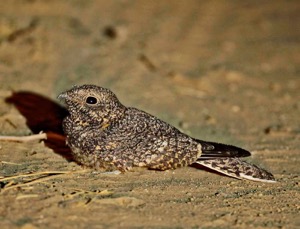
(58, 85, 275, 182)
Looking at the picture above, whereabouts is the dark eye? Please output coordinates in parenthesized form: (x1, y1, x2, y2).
(86, 96, 98, 104)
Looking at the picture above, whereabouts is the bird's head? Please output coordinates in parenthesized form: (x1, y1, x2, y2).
(58, 85, 126, 126)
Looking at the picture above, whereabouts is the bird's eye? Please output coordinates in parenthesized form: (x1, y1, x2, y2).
(86, 96, 98, 105)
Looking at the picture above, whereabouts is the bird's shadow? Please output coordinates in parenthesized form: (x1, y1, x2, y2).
(5, 91, 73, 161)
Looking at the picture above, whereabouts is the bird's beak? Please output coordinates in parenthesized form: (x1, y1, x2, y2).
(57, 92, 67, 101)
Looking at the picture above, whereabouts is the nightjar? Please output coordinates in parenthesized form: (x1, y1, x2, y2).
(58, 85, 275, 182)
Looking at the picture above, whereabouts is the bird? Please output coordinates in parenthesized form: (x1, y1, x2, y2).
(58, 85, 275, 183)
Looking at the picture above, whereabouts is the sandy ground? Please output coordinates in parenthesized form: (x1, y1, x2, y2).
(0, 1, 299, 228)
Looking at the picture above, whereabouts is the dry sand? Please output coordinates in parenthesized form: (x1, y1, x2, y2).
(0, 1, 299, 228)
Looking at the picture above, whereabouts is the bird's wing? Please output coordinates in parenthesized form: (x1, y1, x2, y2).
(107, 108, 201, 169)
(195, 139, 251, 158)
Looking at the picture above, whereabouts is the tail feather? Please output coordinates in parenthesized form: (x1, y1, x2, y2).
(194, 158, 276, 183)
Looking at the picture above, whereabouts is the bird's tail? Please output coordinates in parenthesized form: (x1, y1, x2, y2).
(194, 157, 276, 183)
